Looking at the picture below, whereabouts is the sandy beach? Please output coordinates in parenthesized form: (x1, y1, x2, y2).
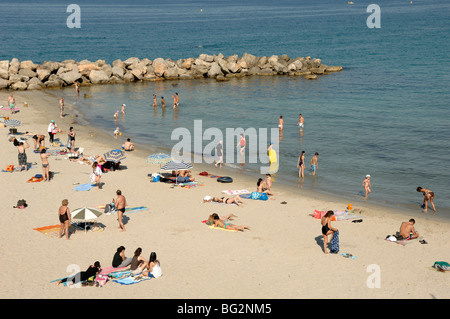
(0, 89, 449, 300)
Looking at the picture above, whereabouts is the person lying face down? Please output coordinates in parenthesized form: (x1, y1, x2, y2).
(203, 195, 244, 207)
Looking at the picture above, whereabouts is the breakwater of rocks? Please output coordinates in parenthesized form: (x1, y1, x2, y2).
(0, 53, 342, 90)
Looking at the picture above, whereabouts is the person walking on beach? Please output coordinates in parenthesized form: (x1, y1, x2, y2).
(92, 162, 102, 190)
(310, 152, 319, 176)
(297, 114, 304, 128)
(16, 140, 30, 172)
(113, 190, 127, 232)
(8, 93, 15, 114)
(416, 187, 436, 214)
(152, 94, 157, 108)
(58, 199, 71, 240)
(297, 151, 306, 179)
(40, 148, 51, 182)
(321, 211, 338, 254)
(215, 140, 223, 168)
(362, 175, 372, 199)
(59, 97, 65, 118)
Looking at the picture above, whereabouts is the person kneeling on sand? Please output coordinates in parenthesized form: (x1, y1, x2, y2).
(398, 219, 419, 240)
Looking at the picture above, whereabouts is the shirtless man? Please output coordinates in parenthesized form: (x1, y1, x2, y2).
(416, 187, 436, 214)
(362, 175, 372, 199)
(152, 94, 157, 108)
(310, 152, 319, 176)
(278, 115, 284, 131)
(161, 97, 166, 109)
(59, 97, 65, 118)
(113, 190, 127, 232)
(172, 93, 179, 108)
(297, 114, 304, 128)
(122, 138, 135, 151)
(399, 219, 419, 239)
(8, 93, 15, 114)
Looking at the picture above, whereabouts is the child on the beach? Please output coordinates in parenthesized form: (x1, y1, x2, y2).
(310, 152, 319, 176)
(362, 175, 372, 198)
(114, 127, 121, 138)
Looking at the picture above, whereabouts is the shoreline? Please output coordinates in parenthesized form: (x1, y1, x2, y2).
(1, 89, 449, 299)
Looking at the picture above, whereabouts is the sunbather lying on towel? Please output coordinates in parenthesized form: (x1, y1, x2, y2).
(211, 213, 249, 231)
(203, 195, 244, 207)
(55, 261, 101, 286)
(205, 213, 236, 226)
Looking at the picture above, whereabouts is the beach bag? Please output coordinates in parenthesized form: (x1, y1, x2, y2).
(6, 165, 14, 172)
(259, 193, 268, 201)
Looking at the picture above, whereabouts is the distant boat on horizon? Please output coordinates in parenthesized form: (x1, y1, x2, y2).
(348, 1, 354, 4)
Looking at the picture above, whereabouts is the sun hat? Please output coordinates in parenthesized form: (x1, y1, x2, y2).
(366, 174, 371, 178)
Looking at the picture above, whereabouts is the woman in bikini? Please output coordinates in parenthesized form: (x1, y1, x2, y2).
(40, 148, 51, 182)
(321, 211, 338, 254)
(68, 127, 76, 150)
(212, 214, 249, 231)
(58, 199, 71, 240)
(212, 195, 245, 207)
(416, 187, 436, 214)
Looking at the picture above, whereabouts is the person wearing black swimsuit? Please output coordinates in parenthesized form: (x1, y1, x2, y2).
(58, 199, 71, 240)
(321, 211, 338, 254)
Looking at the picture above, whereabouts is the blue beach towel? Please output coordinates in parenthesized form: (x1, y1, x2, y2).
(73, 183, 95, 191)
(330, 230, 340, 254)
(113, 275, 151, 285)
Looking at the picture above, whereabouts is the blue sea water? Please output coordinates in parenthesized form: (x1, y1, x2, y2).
(0, 0, 449, 216)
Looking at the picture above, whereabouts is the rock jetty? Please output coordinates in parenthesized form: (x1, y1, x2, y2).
(0, 53, 342, 90)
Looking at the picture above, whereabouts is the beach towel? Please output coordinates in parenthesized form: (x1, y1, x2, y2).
(208, 225, 238, 232)
(330, 230, 339, 253)
(100, 266, 129, 276)
(312, 209, 363, 221)
(221, 189, 251, 195)
(385, 235, 422, 246)
(27, 174, 44, 183)
(433, 261, 450, 272)
(178, 181, 204, 188)
(73, 183, 95, 191)
(199, 173, 222, 178)
(113, 275, 151, 285)
(34, 224, 76, 238)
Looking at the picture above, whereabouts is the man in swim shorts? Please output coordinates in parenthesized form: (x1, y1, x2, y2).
(297, 114, 304, 128)
(113, 190, 127, 232)
(8, 93, 15, 114)
(399, 219, 419, 240)
(310, 152, 319, 176)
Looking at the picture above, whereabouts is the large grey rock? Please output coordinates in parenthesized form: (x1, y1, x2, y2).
(9, 74, 29, 83)
(123, 71, 135, 82)
(11, 81, 28, 90)
(20, 60, 37, 71)
(78, 63, 100, 76)
(0, 78, 9, 89)
(207, 62, 223, 78)
(0, 68, 9, 80)
(112, 66, 124, 79)
(181, 58, 194, 70)
(239, 53, 259, 68)
(41, 61, 60, 73)
(112, 59, 125, 69)
(124, 57, 141, 67)
(19, 68, 37, 78)
(36, 68, 51, 82)
(199, 54, 214, 63)
(59, 70, 82, 84)
(9, 58, 20, 75)
(101, 64, 113, 77)
(88, 70, 110, 84)
(153, 58, 168, 77)
(164, 66, 179, 80)
(45, 79, 64, 88)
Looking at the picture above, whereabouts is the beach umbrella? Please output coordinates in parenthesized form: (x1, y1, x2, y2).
(71, 207, 103, 233)
(103, 149, 126, 163)
(3, 119, 21, 127)
(146, 153, 172, 165)
(161, 160, 193, 184)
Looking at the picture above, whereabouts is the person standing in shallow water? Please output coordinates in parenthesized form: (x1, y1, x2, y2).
(310, 152, 319, 176)
(297, 151, 305, 179)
